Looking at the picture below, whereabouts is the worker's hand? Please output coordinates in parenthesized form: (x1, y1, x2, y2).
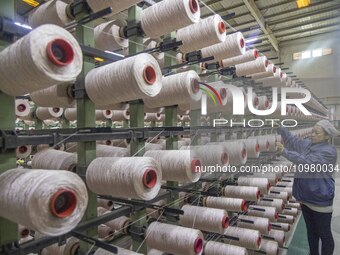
(275, 142, 284, 153)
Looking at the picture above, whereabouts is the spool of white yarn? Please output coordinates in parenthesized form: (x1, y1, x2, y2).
(28, 0, 73, 28)
(15, 99, 31, 117)
(105, 216, 131, 234)
(235, 56, 268, 77)
(257, 95, 270, 110)
(177, 14, 226, 53)
(223, 185, 260, 201)
(144, 105, 164, 115)
(94, 20, 128, 52)
(94, 247, 143, 255)
(223, 226, 261, 250)
(85, 53, 162, 107)
(223, 141, 247, 165)
(287, 201, 301, 209)
(204, 241, 248, 255)
(36, 107, 64, 120)
(111, 110, 130, 121)
(16, 145, 32, 159)
(221, 49, 258, 68)
(264, 229, 285, 247)
(201, 32, 246, 62)
(269, 186, 292, 198)
(258, 198, 285, 213)
(97, 198, 114, 210)
(0, 168, 88, 236)
(270, 222, 291, 232)
(98, 225, 114, 241)
(144, 70, 201, 109)
(181, 145, 229, 167)
(86, 157, 161, 200)
(144, 39, 165, 67)
(257, 137, 270, 152)
(264, 191, 289, 203)
(141, 0, 200, 38)
(0, 25, 82, 96)
(96, 145, 130, 157)
(237, 176, 269, 194)
(240, 138, 260, 158)
(237, 215, 270, 235)
(64, 108, 77, 121)
(32, 149, 77, 172)
(146, 222, 204, 255)
(259, 239, 279, 255)
(277, 214, 295, 224)
(30, 84, 75, 108)
(144, 150, 201, 183)
(96, 110, 113, 121)
(179, 205, 228, 234)
(251, 64, 276, 79)
(276, 181, 293, 187)
(282, 207, 298, 216)
(86, 0, 141, 17)
(248, 205, 278, 221)
(204, 196, 248, 212)
(144, 113, 162, 122)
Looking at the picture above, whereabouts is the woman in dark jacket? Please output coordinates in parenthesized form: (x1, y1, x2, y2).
(276, 120, 338, 255)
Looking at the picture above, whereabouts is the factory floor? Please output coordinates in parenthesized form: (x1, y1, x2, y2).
(288, 145, 340, 255)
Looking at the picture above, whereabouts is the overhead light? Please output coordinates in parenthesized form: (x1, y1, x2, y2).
(14, 22, 32, 30)
(22, 0, 40, 7)
(245, 37, 259, 43)
(296, 0, 311, 8)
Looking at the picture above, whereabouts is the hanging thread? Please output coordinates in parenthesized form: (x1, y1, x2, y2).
(223, 226, 261, 250)
(177, 14, 226, 53)
(36, 107, 64, 120)
(0, 25, 82, 96)
(31, 84, 75, 108)
(32, 149, 77, 172)
(223, 185, 260, 201)
(179, 204, 228, 234)
(204, 241, 248, 255)
(94, 20, 128, 52)
(237, 215, 270, 235)
(144, 70, 201, 109)
(85, 53, 162, 107)
(220, 49, 258, 68)
(144, 150, 201, 182)
(141, 0, 201, 39)
(0, 168, 88, 236)
(235, 56, 268, 77)
(86, 157, 161, 200)
(201, 32, 246, 62)
(28, 0, 73, 28)
(204, 196, 248, 212)
(145, 221, 204, 255)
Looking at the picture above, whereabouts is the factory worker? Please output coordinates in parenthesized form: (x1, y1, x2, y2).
(276, 120, 338, 255)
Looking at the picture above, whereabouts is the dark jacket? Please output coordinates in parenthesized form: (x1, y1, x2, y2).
(277, 127, 337, 206)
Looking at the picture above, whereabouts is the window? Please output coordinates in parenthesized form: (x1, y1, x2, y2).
(293, 48, 332, 60)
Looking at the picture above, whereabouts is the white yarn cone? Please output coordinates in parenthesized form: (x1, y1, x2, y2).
(96, 144, 130, 157)
(235, 56, 268, 77)
(15, 99, 31, 117)
(223, 226, 261, 250)
(16, 145, 32, 159)
(32, 149, 77, 172)
(220, 49, 258, 68)
(141, 0, 200, 38)
(0, 25, 82, 96)
(36, 107, 64, 120)
(223, 185, 260, 201)
(0, 169, 88, 236)
(204, 196, 248, 212)
(204, 241, 248, 255)
(251, 63, 276, 79)
(237, 215, 270, 235)
(85, 53, 162, 107)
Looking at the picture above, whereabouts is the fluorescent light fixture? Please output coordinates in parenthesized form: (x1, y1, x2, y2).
(104, 50, 125, 58)
(14, 22, 32, 30)
(312, 49, 322, 57)
(301, 51, 311, 59)
(245, 37, 258, 43)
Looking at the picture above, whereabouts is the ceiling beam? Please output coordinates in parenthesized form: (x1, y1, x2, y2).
(242, 0, 279, 52)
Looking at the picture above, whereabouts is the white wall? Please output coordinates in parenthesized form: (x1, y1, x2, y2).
(279, 31, 340, 120)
